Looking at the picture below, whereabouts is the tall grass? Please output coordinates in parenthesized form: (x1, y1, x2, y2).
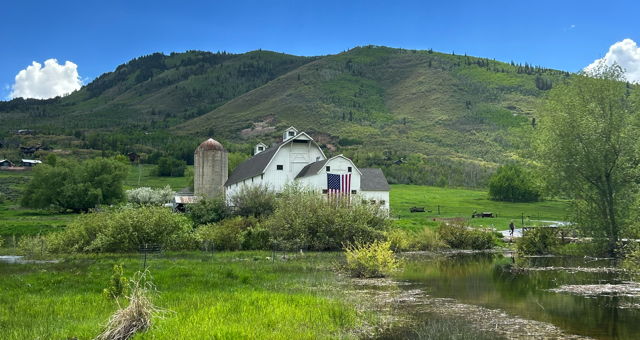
(0, 252, 371, 340)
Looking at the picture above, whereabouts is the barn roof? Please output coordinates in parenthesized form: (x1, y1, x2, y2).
(295, 159, 329, 178)
(359, 168, 391, 191)
(225, 141, 283, 186)
(225, 132, 323, 186)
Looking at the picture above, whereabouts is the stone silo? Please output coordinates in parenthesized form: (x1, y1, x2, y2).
(194, 138, 228, 199)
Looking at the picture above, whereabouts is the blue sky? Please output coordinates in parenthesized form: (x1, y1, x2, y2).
(1, 0, 639, 99)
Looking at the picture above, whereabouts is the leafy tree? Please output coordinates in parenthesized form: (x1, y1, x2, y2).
(155, 157, 186, 177)
(230, 183, 277, 219)
(535, 62, 640, 255)
(488, 164, 540, 202)
(187, 195, 232, 226)
(46, 153, 57, 167)
(20, 157, 129, 212)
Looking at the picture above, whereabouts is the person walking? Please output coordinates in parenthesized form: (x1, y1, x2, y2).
(509, 220, 515, 237)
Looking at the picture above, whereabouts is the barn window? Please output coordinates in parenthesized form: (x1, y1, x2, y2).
(258, 147, 263, 151)
(277, 165, 283, 170)
(380, 200, 386, 205)
(370, 200, 376, 205)
(348, 167, 352, 173)
(252, 177, 254, 183)
(322, 189, 328, 194)
(289, 131, 295, 137)
(351, 190, 357, 194)
(261, 174, 264, 179)
(326, 166, 330, 172)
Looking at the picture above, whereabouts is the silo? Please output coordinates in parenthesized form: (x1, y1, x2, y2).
(194, 138, 228, 199)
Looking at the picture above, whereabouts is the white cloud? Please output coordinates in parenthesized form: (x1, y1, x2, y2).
(9, 59, 82, 99)
(564, 24, 576, 32)
(585, 39, 640, 83)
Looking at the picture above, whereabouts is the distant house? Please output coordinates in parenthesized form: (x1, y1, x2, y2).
(20, 147, 38, 155)
(15, 129, 33, 135)
(128, 152, 141, 163)
(21, 159, 42, 167)
(173, 195, 197, 213)
(0, 159, 14, 167)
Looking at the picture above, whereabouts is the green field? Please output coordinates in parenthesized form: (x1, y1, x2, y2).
(0, 252, 375, 340)
(123, 164, 191, 191)
(389, 184, 569, 231)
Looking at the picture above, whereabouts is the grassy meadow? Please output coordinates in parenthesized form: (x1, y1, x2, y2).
(389, 184, 569, 231)
(0, 252, 373, 340)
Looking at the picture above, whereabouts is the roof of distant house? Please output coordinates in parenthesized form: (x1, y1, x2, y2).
(21, 159, 42, 164)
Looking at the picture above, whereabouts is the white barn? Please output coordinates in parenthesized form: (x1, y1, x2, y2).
(224, 127, 390, 209)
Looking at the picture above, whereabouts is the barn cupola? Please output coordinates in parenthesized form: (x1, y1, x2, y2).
(283, 126, 298, 141)
(254, 142, 268, 155)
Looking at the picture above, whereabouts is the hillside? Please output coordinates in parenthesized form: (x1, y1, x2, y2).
(173, 46, 569, 187)
(0, 46, 571, 188)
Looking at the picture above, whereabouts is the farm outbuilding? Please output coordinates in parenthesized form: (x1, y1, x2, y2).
(0, 159, 14, 167)
(20, 159, 42, 167)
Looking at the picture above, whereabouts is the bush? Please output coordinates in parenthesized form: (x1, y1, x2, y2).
(47, 206, 197, 253)
(387, 228, 448, 252)
(194, 217, 246, 251)
(488, 164, 540, 202)
(155, 157, 186, 177)
(0, 191, 5, 204)
(103, 264, 129, 300)
(344, 241, 399, 278)
(438, 220, 494, 250)
(516, 227, 560, 255)
(18, 233, 48, 259)
(267, 185, 390, 250)
(126, 185, 175, 205)
(187, 196, 231, 226)
(230, 184, 277, 219)
(20, 157, 129, 213)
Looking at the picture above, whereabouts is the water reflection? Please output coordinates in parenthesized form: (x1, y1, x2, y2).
(400, 253, 640, 340)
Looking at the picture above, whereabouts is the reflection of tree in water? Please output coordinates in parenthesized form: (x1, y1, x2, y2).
(403, 253, 640, 339)
(493, 259, 637, 339)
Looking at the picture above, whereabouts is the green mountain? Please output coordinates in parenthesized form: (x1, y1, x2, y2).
(0, 46, 570, 188)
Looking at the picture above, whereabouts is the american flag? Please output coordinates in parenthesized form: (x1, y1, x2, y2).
(327, 173, 351, 197)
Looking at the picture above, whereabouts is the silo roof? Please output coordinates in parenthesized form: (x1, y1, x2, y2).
(195, 138, 226, 153)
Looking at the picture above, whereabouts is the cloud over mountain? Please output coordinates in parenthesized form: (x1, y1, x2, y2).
(9, 59, 82, 99)
(586, 39, 640, 83)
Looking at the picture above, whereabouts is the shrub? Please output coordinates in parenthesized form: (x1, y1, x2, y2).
(155, 157, 186, 177)
(18, 234, 48, 259)
(344, 241, 399, 278)
(488, 164, 540, 202)
(242, 226, 271, 250)
(230, 183, 277, 219)
(20, 157, 129, 213)
(194, 218, 245, 251)
(411, 228, 449, 251)
(187, 196, 231, 226)
(516, 227, 560, 255)
(267, 185, 389, 250)
(126, 185, 175, 205)
(103, 264, 130, 300)
(387, 228, 448, 252)
(47, 206, 197, 253)
(438, 220, 494, 250)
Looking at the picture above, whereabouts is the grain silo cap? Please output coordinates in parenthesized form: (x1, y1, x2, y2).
(196, 138, 226, 153)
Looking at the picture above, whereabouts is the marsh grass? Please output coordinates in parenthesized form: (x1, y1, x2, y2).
(0, 251, 374, 340)
(96, 270, 171, 340)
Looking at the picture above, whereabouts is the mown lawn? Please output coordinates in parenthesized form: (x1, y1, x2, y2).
(389, 184, 569, 231)
(0, 252, 371, 340)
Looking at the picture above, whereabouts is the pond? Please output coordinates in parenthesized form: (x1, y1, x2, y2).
(397, 253, 640, 340)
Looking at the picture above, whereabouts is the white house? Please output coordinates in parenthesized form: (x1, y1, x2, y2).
(224, 127, 390, 209)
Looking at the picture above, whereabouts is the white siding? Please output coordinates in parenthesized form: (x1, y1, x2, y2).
(360, 190, 390, 210)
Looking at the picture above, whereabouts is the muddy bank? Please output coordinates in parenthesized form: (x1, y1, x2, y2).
(549, 282, 640, 297)
(349, 278, 594, 340)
